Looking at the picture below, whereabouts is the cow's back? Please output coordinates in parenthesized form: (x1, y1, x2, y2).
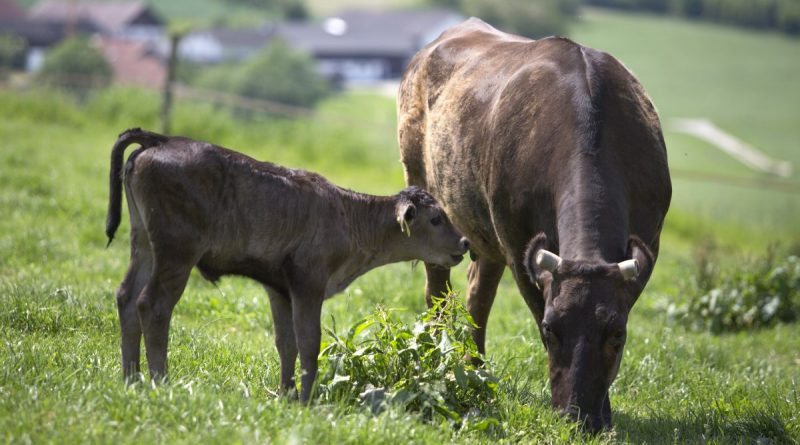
(398, 19, 670, 264)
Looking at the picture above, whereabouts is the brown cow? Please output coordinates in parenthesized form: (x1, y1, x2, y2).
(106, 128, 469, 402)
(398, 19, 671, 431)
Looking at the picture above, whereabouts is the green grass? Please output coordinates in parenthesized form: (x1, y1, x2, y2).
(572, 8, 800, 235)
(2, 8, 800, 444)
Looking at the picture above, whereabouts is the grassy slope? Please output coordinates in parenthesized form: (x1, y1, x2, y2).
(572, 9, 800, 235)
(2, 9, 800, 445)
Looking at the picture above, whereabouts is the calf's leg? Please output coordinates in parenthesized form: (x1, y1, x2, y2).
(136, 259, 193, 381)
(116, 236, 153, 381)
(266, 287, 298, 396)
(289, 282, 324, 403)
(465, 258, 505, 360)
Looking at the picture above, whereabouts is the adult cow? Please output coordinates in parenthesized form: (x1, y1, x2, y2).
(398, 19, 671, 431)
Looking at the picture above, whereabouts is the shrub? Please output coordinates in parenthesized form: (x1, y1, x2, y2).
(668, 253, 800, 333)
(437, 0, 574, 38)
(777, 0, 800, 34)
(0, 33, 26, 72)
(316, 293, 500, 430)
(234, 40, 329, 107)
(195, 40, 330, 109)
(37, 37, 112, 93)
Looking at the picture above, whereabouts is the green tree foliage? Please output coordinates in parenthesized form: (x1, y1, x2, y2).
(587, 0, 800, 35)
(196, 40, 330, 108)
(0, 33, 26, 72)
(220, 0, 308, 19)
(432, 0, 578, 38)
(461, 0, 569, 37)
(777, 0, 800, 33)
(37, 37, 112, 92)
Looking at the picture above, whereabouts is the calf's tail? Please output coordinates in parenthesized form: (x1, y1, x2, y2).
(106, 128, 169, 247)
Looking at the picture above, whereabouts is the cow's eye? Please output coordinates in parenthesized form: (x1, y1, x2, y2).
(430, 216, 443, 226)
(608, 330, 626, 348)
(541, 322, 558, 347)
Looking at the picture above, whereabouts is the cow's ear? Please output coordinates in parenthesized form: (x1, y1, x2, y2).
(625, 235, 655, 295)
(524, 232, 555, 285)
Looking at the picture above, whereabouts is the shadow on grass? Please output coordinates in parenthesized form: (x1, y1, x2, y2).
(614, 408, 793, 444)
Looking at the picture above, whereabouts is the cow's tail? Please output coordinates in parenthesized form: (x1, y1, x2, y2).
(106, 128, 169, 247)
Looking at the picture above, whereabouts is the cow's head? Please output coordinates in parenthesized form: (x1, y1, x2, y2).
(395, 186, 469, 267)
(523, 232, 654, 432)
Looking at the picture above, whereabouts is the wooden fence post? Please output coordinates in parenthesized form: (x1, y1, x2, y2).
(161, 33, 180, 134)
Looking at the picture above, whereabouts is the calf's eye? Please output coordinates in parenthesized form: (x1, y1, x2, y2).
(430, 216, 443, 226)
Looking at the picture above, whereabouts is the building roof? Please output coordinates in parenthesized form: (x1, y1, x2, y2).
(275, 8, 463, 57)
(0, 18, 98, 46)
(0, 0, 25, 21)
(206, 24, 274, 49)
(96, 36, 165, 88)
(29, 0, 163, 34)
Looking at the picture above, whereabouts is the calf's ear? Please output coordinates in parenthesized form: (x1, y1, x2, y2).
(396, 202, 416, 235)
(524, 232, 555, 286)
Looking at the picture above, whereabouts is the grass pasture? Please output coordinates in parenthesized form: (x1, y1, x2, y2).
(573, 8, 800, 235)
(2, 8, 800, 445)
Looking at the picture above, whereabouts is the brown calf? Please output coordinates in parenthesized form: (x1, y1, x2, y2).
(106, 128, 469, 401)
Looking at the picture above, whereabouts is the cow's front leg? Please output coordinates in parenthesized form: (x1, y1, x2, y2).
(465, 257, 504, 363)
(424, 262, 452, 307)
(266, 287, 298, 397)
(289, 281, 324, 404)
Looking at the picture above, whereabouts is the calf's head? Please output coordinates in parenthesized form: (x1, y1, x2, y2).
(523, 233, 654, 432)
(394, 187, 469, 268)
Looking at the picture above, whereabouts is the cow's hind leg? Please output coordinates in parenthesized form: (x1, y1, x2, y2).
(266, 286, 298, 396)
(465, 258, 505, 362)
(136, 256, 194, 381)
(116, 230, 153, 381)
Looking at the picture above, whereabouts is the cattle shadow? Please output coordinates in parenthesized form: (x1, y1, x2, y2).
(612, 409, 793, 444)
(483, 376, 793, 443)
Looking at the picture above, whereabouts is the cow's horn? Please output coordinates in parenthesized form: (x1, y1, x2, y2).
(535, 249, 562, 272)
(618, 259, 640, 281)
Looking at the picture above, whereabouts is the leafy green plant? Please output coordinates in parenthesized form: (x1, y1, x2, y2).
(316, 293, 500, 431)
(668, 253, 800, 333)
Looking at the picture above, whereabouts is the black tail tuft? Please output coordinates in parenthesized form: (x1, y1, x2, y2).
(106, 128, 169, 247)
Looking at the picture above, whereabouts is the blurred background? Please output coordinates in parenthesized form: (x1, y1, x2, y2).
(1, 1, 799, 442)
(1, 0, 797, 237)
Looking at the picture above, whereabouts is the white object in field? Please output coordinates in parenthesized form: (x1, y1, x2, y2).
(535, 249, 563, 272)
(618, 259, 640, 281)
(671, 118, 793, 178)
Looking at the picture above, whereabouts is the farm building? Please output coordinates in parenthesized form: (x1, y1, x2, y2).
(180, 8, 464, 84)
(276, 9, 463, 83)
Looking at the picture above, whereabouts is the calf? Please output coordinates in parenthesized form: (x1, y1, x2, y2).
(106, 128, 469, 401)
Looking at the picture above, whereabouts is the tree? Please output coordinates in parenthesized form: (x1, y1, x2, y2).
(231, 39, 329, 108)
(461, 0, 571, 38)
(0, 33, 26, 72)
(38, 37, 112, 92)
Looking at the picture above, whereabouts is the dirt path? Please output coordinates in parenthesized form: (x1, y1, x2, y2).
(671, 118, 793, 177)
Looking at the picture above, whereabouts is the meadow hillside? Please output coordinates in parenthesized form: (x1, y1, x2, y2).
(1, 8, 799, 445)
(572, 8, 800, 235)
